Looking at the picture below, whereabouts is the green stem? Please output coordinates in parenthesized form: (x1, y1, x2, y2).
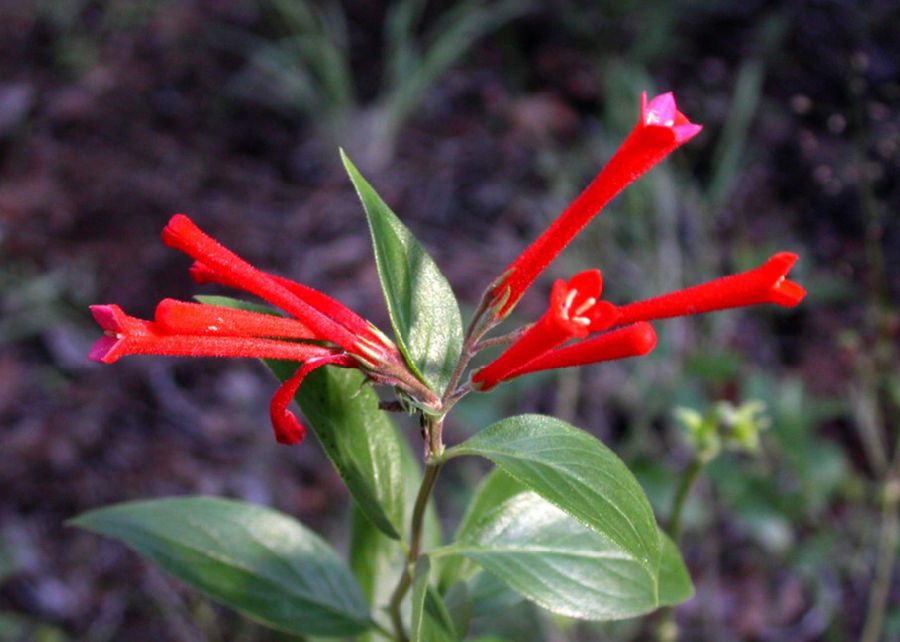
(656, 454, 706, 642)
(473, 326, 529, 352)
(384, 290, 500, 640)
(668, 455, 705, 544)
(388, 459, 443, 642)
(860, 454, 900, 642)
(442, 291, 503, 402)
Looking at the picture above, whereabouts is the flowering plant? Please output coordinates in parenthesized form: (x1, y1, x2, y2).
(72, 92, 803, 641)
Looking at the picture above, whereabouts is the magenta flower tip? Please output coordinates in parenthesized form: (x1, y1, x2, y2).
(643, 92, 678, 126)
(90, 304, 123, 332)
(88, 304, 135, 363)
(641, 91, 702, 144)
(673, 123, 703, 144)
(88, 336, 118, 363)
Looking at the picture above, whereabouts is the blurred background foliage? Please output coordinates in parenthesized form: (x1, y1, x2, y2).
(1, 0, 898, 641)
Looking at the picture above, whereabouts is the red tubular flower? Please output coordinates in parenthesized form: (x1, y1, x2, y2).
(270, 354, 356, 445)
(189, 259, 391, 354)
(89, 215, 415, 446)
(491, 92, 702, 317)
(162, 214, 394, 361)
(472, 270, 615, 390)
(89, 304, 338, 365)
(612, 253, 806, 325)
(472, 253, 805, 390)
(505, 323, 657, 379)
(154, 299, 315, 339)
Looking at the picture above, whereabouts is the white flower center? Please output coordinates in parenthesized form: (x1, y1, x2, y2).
(561, 290, 595, 326)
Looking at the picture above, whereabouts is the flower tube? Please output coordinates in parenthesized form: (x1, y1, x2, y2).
(472, 270, 615, 390)
(491, 92, 702, 317)
(612, 253, 806, 325)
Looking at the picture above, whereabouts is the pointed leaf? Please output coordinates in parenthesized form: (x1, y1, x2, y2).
(443, 581, 473, 638)
(70, 497, 370, 636)
(436, 492, 658, 621)
(271, 362, 406, 540)
(411, 557, 459, 642)
(446, 415, 660, 575)
(467, 571, 524, 619)
(195, 296, 407, 539)
(342, 150, 463, 394)
(349, 430, 436, 641)
(439, 469, 523, 591)
(658, 533, 694, 606)
(349, 503, 403, 642)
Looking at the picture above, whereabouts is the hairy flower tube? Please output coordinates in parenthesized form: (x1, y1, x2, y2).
(88, 214, 419, 446)
(473, 253, 805, 391)
(490, 91, 702, 317)
(472, 270, 616, 388)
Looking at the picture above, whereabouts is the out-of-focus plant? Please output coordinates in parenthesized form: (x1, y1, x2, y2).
(32, 0, 178, 75)
(651, 398, 772, 642)
(71, 92, 806, 641)
(230, 0, 530, 168)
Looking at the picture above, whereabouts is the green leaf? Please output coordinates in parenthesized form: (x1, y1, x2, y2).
(443, 582, 473, 638)
(658, 533, 694, 606)
(342, 150, 463, 394)
(349, 428, 443, 641)
(194, 295, 279, 316)
(269, 362, 406, 540)
(349, 503, 402, 642)
(439, 469, 523, 591)
(435, 492, 659, 621)
(467, 571, 524, 619)
(196, 296, 407, 539)
(411, 557, 459, 642)
(446, 415, 661, 575)
(70, 497, 370, 637)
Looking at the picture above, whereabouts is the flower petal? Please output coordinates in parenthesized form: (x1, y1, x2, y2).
(269, 355, 356, 445)
(506, 323, 657, 379)
(162, 215, 362, 354)
(154, 299, 315, 339)
(613, 252, 806, 325)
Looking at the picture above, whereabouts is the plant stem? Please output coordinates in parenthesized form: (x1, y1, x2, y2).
(860, 450, 900, 642)
(473, 326, 529, 352)
(443, 292, 501, 400)
(388, 459, 443, 642)
(669, 455, 705, 544)
(385, 292, 498, 640)
(656, 453, 706, 642)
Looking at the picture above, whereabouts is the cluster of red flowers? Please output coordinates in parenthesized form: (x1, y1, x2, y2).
(472, 92, 804, 389)
(89, 91, 805, 444)
(90, 214, 411, 445)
